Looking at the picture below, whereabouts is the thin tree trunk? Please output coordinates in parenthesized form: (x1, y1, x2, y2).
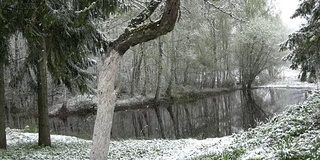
(166, 32, 175, 97)
(155, 105, 165, 138)
(142, 53, 148, 96)
(154, 37, 163, 101)
(131, 45, 144, 97)
(130, 50, 137, 97)
(183, 61, 189, 86)
(212, 18, 218, 88)
(0, 61, 6, 149)
(90, 50, 120, 160)
(135, 44, 144, 88)
(37, 38, 51, 146)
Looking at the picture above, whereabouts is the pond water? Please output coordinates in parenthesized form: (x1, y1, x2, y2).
(6, 88, 308, 140)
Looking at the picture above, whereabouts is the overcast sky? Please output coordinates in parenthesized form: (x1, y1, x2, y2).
(275, 0, 305, 31)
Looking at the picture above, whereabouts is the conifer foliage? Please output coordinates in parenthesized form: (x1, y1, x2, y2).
(281, 0, 320, 81)
(0, 0, 120, 147)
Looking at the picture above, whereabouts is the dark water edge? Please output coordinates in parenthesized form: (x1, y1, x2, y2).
(6, 88, 308, 140)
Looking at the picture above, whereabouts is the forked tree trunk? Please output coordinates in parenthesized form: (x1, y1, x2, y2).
(37, 38, 51, 146)
(90, 50, 120, 160)
(0, 61, 6, 149)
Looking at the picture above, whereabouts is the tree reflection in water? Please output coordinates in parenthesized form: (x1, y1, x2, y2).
(6, 88, 308, 140)
(240, 88, 268, 130)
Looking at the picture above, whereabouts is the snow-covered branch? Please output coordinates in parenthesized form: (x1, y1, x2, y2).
(75, 2, 97, 14)
(204, 0, 246, 22)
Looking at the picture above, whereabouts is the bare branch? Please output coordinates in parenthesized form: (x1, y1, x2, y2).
(203, 0, 246, 22)
(75, 2, 97, 14)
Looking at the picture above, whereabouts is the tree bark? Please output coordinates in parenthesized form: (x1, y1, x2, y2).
(0, 61, 6, 149)
(37, 38, 51, 146)
(91, 51, 120, 159)
(90, 0, 180, 159)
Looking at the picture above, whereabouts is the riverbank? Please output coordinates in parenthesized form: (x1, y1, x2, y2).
(49, 87, 237, 116)
(195, 90, 320, 159)
(49, 67, 315, 117)
(2, 91, 320, 159)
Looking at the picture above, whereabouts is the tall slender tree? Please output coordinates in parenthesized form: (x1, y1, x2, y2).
(0, 56, 5, 150)
(0, 0, 17, 149)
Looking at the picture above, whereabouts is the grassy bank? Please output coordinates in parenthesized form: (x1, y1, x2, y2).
(195, 92, 320, 160)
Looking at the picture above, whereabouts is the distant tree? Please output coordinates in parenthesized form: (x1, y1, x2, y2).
(236, 17, 286, 88)
(281, 0, 319, 82)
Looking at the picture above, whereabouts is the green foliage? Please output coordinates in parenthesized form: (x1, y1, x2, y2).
(194, 147, 246, 160)
(0, 0, 17, 64)
(0, 142, 90, 159)
(1, 0, 127, 93)
(0, 0, 122, 93)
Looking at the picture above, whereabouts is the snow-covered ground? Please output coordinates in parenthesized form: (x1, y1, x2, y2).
(2, 129, 232, 160)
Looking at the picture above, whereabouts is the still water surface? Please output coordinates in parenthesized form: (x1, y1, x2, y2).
(6, 88, 308, 139)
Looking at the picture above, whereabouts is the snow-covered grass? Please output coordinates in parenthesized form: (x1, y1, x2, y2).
(195, 91, 320, 160)
(0, 128, 232, 160)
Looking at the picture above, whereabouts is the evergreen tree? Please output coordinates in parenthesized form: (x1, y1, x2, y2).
(281, 0, 320, 81)
(20, 0, 120, 146)
(0, 0, 17, 149)
(1, 0, 119, 147)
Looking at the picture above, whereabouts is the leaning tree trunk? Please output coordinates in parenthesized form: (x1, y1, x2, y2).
(0, 61, 6, 149)
(37, 38, 51, 146)
(90, 0, 180, 159)
(91, 51, 120, 159)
